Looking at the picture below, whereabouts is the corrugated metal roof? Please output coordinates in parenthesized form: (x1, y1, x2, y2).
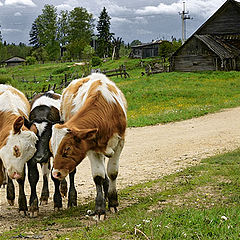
(195, 34, 240, 58)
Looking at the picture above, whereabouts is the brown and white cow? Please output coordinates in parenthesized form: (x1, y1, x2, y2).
(0, 85, 38, 214)
(51, 73, 127, 219)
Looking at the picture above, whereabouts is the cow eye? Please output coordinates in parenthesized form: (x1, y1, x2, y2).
(13, 145, 21, 157)
(62, 146, 70, 157)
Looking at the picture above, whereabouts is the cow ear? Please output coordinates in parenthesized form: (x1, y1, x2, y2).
(13, 116, 24, 134)
(72, 128, 98, 142)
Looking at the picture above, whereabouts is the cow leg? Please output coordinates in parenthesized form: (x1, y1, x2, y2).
(27, 159, 39, 217)
(60, 178, 67, 197)
(7, 176, 15, 206)
(0, 160, 4, 187)
(88, 151, 106, 220)
(51, 172, 63, 210)
(68, 168, 77, 208)
(107, 139, 124, 213)
(40, 162, 50, 205)
(17, 167, 28, 216)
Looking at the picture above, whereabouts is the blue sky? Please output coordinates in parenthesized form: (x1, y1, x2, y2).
(0, 0, 229, 45)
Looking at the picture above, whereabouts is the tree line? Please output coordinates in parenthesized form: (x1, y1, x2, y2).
(0, 4, 182, 64)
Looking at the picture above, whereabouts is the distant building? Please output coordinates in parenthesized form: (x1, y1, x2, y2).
(4, 56, 26, 67)
(170, 0, 240, 72)
(129, 40, 164, 59)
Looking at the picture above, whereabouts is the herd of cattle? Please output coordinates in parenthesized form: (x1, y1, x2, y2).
(0, 73, 127, 220)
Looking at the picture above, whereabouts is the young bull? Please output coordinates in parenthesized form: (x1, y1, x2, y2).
(27, 91, 67, 217)
(51, 73, 127, 220)
(0, 85, 38, 215)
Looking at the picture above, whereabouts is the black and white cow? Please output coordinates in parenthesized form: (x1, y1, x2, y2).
(27, 91, 67, 217)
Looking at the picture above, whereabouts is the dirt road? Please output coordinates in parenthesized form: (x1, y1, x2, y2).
(1, 107, 240, 231)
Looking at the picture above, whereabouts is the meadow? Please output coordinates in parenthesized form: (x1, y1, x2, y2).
(2, 57, 240, 127)
(1, 58, 240, 239)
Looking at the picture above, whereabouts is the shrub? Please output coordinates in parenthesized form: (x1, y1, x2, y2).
(26, 56, 37, 65)
(92, 56, 102, 67)
(0, 68, 7, 74)
(0, 75, 12, 84)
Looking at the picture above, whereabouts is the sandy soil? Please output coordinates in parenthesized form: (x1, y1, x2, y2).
(1, 107, 240, 233)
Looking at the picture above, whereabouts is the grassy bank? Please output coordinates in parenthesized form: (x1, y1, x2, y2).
(1, 150, 240, 239)
(2, 58, 240, 127)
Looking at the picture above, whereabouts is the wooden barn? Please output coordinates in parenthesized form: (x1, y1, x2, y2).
(170, 0, 240, 72)
(4, 56, 26, 67)
(130, 40, 163, 59)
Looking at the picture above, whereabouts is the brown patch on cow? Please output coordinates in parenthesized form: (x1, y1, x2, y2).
(107, 83, 118, 95)
(88, 80, 102, 94)
(13, 145, 21, 157)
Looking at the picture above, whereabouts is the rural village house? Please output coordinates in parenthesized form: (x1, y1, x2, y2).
(3, 56, 26, 67)
(170, 0, 240, 72)
(129, 40, 164, 59)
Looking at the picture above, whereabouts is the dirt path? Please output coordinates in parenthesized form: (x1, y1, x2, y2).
(1, 107, 240, 232)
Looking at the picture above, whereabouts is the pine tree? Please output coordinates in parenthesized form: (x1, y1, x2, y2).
(96, 7, 114, 58)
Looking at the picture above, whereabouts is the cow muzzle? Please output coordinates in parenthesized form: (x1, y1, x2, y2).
(52, 168, 69, 180)
(9, 171, 22, 180)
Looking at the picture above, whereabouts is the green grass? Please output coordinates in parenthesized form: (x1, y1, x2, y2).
(2, 58, 240, 127)
(1, 150, 240, 239)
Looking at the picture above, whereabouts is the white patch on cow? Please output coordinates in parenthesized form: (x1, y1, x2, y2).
(105, 133, 121, 157)
(0, 130, 38, 178)
(42, 162, 50, 177)
(35, 122, 47, 136)
(87, 150, 106, 179)
(31, 95, 60, 111)
(51, 125, 68, 157)
(0, 87, 28, 117)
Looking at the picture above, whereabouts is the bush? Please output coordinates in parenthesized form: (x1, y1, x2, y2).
(26, 56, 37, 65)
(92, 56, 102, 67)
(0, 75, 12, 84)
(0, 68, 7, 74)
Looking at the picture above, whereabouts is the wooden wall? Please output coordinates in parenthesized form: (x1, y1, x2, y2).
(198, 3, 240, 35)
(170, 37, 219, 72)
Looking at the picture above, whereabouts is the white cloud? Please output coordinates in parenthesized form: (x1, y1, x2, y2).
(5, 0, 36, 7)
(14, 12, 22, 16)
(0, 1, 3, 6)
(135, 0, 226, 18)
(2, 28, 22, 33)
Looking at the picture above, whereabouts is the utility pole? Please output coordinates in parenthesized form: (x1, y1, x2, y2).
(179, 1, 191, 44)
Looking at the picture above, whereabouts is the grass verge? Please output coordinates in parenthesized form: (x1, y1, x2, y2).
(1, 149, 240, 239)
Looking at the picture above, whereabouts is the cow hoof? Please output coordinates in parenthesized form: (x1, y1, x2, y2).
(29, 211, 39, 218)
(7, 199, 14, 206)
(40, 200, 48, 205)
(93, 214, 105, 221)
(109, 207, 118, 214)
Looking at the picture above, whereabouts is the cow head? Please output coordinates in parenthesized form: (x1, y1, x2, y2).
(0, 116, 38, 179)
(29, 119, 54, 164)
(51, 124, 98, 180)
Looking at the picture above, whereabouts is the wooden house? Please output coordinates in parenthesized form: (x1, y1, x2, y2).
(130, 40, 163, 59)
(170, 0, 240, 72)
(4, 56, 26, 67)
